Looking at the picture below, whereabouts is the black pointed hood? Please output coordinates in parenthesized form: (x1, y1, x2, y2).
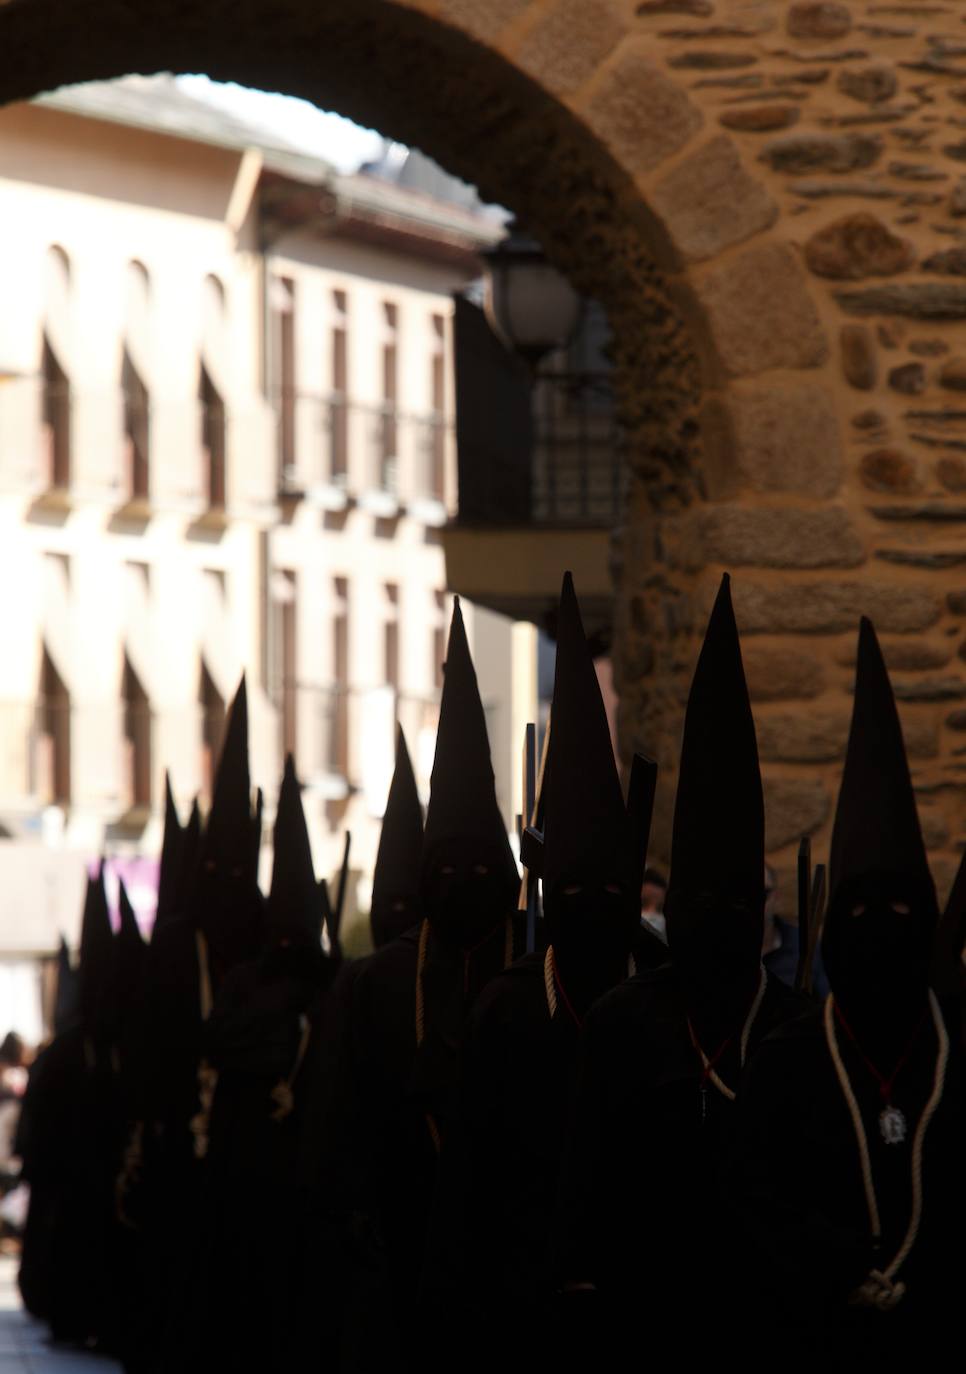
(116, 877, 148, 1013)
(178, 798, 202, 912)
(422, 598, 517, 888)
(823, 619, 937, 1031)
(53, 936, 79, 1035)
(544, 572, 631, 896)
(155, 772, 185, 930)
(202, 676, 251, 872)
(192, 676, 262, 970)
(371, 726, 424, 948)
(669, 574, 763, 896)
(79, 863, 115, 1031)
(666, 576, 764, 1015)
(117, 879, 146, 958)
(828, 618, 935, 913)
(266, 756, 322, 948)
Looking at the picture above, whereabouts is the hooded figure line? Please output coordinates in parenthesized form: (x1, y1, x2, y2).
(420, 572, 663, 1372)
(553, 574, 809, 1365)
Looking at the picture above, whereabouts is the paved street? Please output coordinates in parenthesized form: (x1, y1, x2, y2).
(0, 1260, 121, 1374)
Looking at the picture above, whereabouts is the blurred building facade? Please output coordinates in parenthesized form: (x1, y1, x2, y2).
(0, 76, 537, 1037)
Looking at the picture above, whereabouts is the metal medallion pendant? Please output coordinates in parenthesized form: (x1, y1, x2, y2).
(879, 1105, 907, 1146)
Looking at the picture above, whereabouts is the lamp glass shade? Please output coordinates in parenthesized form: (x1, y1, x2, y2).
(483, 239, 581, 364)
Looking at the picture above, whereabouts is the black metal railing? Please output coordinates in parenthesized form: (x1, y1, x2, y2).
(273, 391, 452, 506)
(530, 368, 625, 525)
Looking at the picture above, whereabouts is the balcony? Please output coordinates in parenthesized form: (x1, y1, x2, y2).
(443, 296, 624, 642)
(274, 391, 451, 522)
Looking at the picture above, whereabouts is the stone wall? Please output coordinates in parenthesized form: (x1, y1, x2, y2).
(2, 0, 966, 891)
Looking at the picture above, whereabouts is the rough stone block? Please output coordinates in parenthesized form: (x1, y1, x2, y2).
(696, 242, 828, 376)
(877, 549, 966, 570)
(835, 284, 966, 319)
(837, 64, 898, 104)
(635, 0, 713, 13)
(702, 504, 864, 568)
(705, 381, 843, 498)
(888, 361, 926, 394)
(852, 409, 887, 431)
(650, 135, 778, 263)
(733, 581, 942, 635)
(951, 179, 966, 216)
(804, 213, 914, 280)
(880, 641, 952, 672)
(923, 247, 966, 276)
(840, 320, 879, 387)
(583, 47, 704, 177)
(758, 711, 850, 762)
(719, 105, 800, 132)
(860, 449, 921, 494)
(938, 455, 966, 490)
(787, 2, 851, 39)
(919, 806, 949, 849)
(668, 51, 759, 69)
(517, 0, 628, 95)
(763, 776, 830, 850)
(940, 357, 966, 391)
(892, 677, 966, 702)
(743, 645, 825, 701)
(760, 132, 882, 174)
(909, 339, 949, 357)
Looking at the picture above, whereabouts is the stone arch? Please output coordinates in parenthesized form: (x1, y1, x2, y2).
(3, 0, 966, 887)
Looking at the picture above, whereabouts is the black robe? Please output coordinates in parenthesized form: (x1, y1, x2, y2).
(325, 918, 516, 1371)
(554, 964, 808, 1363)
(16, 1028, 126, 1349)
(728, 1002, 966, 1371)
(191, 947, 332, 1374)
(131, 916, 211, 1373)
(422, 953, 582, 1368)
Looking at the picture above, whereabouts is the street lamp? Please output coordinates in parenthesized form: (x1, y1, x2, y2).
(481, 224, 581, 370)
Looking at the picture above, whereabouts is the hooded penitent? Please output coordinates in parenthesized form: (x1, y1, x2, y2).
(179, 797, 202, 912)
(823, 618, 937, 1050)
(543, 572, 637, 1014)
(116, 878, 149, 1055)
(666, 574, 765, 1020)
(191, 676, 263, 972)
(155, 773, 185, 932)
(370, 726, 424, 949)
(53, 936, 80, 1035)
(79, 863, 115, 1035)
(265, 756, 323, 952)
(421, 598, 518, 951)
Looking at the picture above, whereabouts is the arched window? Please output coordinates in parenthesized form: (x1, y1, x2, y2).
(41, 246, 72, 491)
(123, 261, 151, 501)
(122, 654, 152, 811)
(37, 646, 70, 805)
(200, 275, 228, 510)
(199, 364, 226, 510)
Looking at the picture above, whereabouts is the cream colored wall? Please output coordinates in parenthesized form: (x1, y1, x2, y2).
(0, 100, 535, 946)
(0, 101, 276, 864)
